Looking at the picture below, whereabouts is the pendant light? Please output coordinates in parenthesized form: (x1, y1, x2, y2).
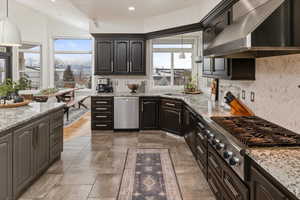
(0, 0, 22, 46)
(179, 34, 186, 59)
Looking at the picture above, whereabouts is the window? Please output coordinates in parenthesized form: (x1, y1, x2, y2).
(54, 39, 92, 89)
(151, 40, 193, 87)
(19, 44, 42, 89)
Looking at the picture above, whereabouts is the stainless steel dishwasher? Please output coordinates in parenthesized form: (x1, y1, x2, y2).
(114, 97, 139, 130)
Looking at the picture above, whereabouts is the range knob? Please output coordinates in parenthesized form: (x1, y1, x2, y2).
(216, 143, 225, 150)
(223, 151, 233, 159)
(208, 132, 215, 139)
(212, 138, 220, 146)
(229, 157, 240, 166)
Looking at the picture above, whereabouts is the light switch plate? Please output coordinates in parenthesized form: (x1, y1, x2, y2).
(242, 90, 246, 100)
(250, 92, 255, 102)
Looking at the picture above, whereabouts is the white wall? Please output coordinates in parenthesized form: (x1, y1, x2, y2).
(0, 0, 90, 88)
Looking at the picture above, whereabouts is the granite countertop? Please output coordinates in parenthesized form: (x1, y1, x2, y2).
(0, 102, 65, 133)
(92, 91, 232, 118)
(248, 148, 300, 199)
(93, 91, 300, 199)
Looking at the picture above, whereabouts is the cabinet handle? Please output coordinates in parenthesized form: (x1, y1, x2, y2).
(209, 155, 219, 169)
(96, 108, 107, 111)
(224, 176, 239, 198)
(198, 132, 205, 140)
(127, 61, 130, 72)
(96, 124, 108, 127)
(111, 61, 114, 72)
(165, 103, 175, 107)
(96, 115, 107, 118)
(208, 177, 219, 194)
(96, 101, 107, 104)
(198, 122, 205, 129)
(197, 145, 204, 155)
(142, 103, 144, 112)
(130, 61, 132, 72)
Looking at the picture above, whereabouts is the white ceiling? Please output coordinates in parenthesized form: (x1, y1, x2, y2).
(70, 0, 203, 20)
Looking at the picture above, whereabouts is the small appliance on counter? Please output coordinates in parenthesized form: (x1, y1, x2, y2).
(96, 78, 113, 93)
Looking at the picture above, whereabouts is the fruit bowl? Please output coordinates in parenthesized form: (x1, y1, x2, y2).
(127, 84, 139, 93)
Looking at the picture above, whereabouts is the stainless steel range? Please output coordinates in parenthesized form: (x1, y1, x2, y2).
(204, 116, 300, 181)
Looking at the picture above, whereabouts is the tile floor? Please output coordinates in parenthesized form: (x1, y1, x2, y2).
(19, 115, 215, 200)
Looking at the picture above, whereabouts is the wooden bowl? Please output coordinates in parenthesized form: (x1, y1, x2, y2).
(127, 84, 139, 93)
(33, 95, 49, 102)
(0, 100, 31, 108)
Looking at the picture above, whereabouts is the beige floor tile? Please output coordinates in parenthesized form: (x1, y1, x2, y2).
(20, 174, 62, 199)
(44, 185, 93, 200)
(59, 172, 98, 185)
(88, 174, 122, 198)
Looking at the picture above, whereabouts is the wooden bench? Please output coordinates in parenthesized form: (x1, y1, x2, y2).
(64, 95, 89, 121)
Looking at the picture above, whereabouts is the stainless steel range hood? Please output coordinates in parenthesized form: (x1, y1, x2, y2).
(204, 0, 300, 58)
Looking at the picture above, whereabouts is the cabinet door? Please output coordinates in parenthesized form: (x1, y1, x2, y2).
(203, 58, 212, 75)
(160, 106, 182, 135)
(114, 40, 130, 73)
(140, 99, 159, 130)
(13, 126, 34, 199)
(250, 167, 287, 200)
(35, 119, 50, 175)
(0, 133, 12, 200)
(95, 40, 114, 75)
(129, 40, 145, 74)
(213, 58, 227, 76)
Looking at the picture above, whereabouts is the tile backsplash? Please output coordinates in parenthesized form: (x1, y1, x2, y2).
(216, 54, 300, 134)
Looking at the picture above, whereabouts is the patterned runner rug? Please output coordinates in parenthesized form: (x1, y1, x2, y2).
(118, 148, 183, 200)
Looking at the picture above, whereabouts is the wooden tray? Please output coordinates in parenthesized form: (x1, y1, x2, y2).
(0, 100, 31, 108)
(184, 90, 202, 94)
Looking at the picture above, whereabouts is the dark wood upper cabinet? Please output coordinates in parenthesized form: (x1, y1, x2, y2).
(114, 40, 130, 74)
(130, 40, 145, 74)
(93, 35, 146, 75)
(95, 40, 114, 75)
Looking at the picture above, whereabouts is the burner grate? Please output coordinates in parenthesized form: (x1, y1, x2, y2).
(211, 116, 300, 147)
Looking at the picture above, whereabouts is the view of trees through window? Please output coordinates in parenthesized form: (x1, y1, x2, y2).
(152, 42, 193, 87)
(54, 39, 92, 89)
(19, 44, 41, 89)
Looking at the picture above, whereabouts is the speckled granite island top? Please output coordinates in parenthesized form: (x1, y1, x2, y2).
(0, 102, 65, 133)
(248, 148, 300, 199)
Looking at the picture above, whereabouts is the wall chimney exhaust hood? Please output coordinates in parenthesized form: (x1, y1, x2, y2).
(203, 0, 300, 58)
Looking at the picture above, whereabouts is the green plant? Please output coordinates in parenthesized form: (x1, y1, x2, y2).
(185, 75, 197, 91)
(0, 78, 32, 98)
(16, 77, 32, 91)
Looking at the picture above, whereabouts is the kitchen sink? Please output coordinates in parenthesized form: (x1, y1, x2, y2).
(164, 93, 185, 97)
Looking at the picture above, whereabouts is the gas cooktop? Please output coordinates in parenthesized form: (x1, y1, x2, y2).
(211, 116, 300, 147)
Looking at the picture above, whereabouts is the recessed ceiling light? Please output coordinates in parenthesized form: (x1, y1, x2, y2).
(51, 0, 56, 2)
(128, 6, 135, 11)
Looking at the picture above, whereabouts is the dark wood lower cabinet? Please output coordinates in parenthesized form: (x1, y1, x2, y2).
(91, 97, 114, 130)
(250, 165, 293, 200)
(140, 97, 159, 130)
(4, 108, 64, 200)
(160, 106, 182, 135)
(0, 133, 13, 200)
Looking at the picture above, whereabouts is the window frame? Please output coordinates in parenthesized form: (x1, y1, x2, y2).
(150, 39, 195, 90)
(53, 37, 93, 89)
(18, 43, 42, 89)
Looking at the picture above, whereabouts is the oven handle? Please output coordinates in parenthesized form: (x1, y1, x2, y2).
(224, 176, 239, 198)
(209, 155, 219, 169)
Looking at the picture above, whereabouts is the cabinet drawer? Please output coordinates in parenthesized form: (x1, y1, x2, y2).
(91, 97, 113, 106)
(50, 110, 63, 129)
(92, 106, 112, 113)
(208, 168, 223, 199)
(92, 113, 112, 121)
(208, 145, 223, 178)
(92, 121, 113, 130)
(161, 99, 182, 109)
(196, 143, 207, 176)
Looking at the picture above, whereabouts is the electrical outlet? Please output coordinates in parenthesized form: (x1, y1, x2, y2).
(250, 92, 255, 102)
(242, 90, 246, 100)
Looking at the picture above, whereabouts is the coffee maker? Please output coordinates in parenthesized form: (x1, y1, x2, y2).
(96, 78, 113, 93)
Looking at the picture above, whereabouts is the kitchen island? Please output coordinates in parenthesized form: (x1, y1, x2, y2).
(0, 102, 65, 200)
